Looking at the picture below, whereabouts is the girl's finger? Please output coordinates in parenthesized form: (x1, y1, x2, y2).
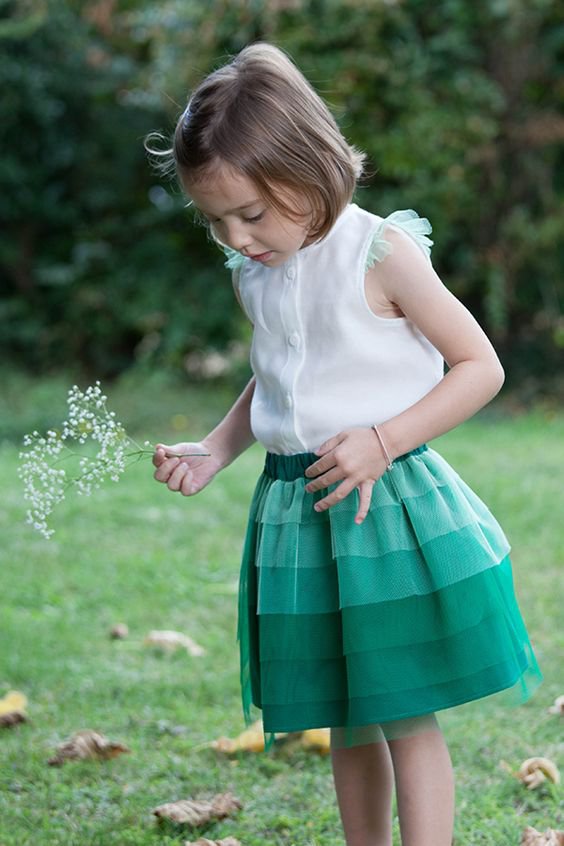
(152, 446, 167, 467)
(155, 442, 192, 458)
(314, 433, 343, 457)
(153, 456, 180, 482)
(313, 478, 357, 513)
(354, 480, 375, 525)
(180, 466, 195, 496)
(305, 466, 344, 492)
(153, 443, 185, 467)
(304, 453, 337, 479)
(167, 462, 190, 492)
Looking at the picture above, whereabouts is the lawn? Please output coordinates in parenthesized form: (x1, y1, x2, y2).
(0, 373, 562, 845)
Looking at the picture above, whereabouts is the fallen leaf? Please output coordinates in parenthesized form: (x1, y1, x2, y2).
(48, 729, 130, 766)
(521, 825, 564, 845)
(0, 711, 27, 728)
(109, 623, 129, 639)
(548, 695, 564, 716)
(211, 720, 266, 753)
(0, 690, 28, 727)
(184, 839, 241, 846)
(145, 630, 205, 656)
(153, 792, 242, 826)
(0, 690, 27, 716)
(300, 728, 331, 754)
(208, 721, 332, 755)
(516, 757, 561, 790)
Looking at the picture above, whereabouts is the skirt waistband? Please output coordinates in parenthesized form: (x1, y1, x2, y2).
(264, 444, 428, 482)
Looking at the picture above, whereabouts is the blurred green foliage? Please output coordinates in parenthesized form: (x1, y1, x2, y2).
(1, 0, 563, 394)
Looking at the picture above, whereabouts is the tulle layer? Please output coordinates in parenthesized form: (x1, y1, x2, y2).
(365, 208, 434, 265)
(237, 447, 543, 747)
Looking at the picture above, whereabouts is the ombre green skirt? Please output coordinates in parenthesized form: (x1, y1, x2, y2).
(237, 445, 542, 745)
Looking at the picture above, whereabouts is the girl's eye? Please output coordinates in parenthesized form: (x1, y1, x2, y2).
(207, 211, 264, 225)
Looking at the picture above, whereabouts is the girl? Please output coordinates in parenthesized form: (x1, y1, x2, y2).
(150, 43, 542, 846)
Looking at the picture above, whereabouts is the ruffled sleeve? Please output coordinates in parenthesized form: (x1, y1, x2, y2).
(223, 246, 246, 272)
(365, 209, 434, 270)
(222, 246, 253, 322)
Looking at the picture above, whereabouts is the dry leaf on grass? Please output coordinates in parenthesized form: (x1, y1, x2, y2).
(153, 792, 242, 826)
(300, 727, 331, 754)
(548, 695, 564, 715)
(210, 720, 267, 753)
(145, 630, 205, 656)
(184, 839, 241, 846)
(48, 729, 130, 766)
(109, 623, 129, 639)
(0, 711, 26, 727)
(0, 690, 28, 727)
(209, 721, 329, 755)
(516, 757, 561, 790)
(521, 825, 564, 845)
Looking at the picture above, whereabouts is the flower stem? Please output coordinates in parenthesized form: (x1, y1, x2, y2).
(125, 449, 211, 458)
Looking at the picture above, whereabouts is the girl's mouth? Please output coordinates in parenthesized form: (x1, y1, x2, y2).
(249, 251, 273, 262)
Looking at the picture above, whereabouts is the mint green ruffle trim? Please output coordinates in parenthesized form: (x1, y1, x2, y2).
(365, 209, 434, 268)
(223, 246, 246, 271)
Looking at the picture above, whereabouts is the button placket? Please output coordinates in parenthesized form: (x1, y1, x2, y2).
(277, 259, 302, 450)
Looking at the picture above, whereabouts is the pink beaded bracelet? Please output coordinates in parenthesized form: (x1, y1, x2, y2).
(372, 424, 394, 470)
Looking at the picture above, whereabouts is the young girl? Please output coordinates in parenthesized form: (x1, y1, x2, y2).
(150, 43, 542, 846)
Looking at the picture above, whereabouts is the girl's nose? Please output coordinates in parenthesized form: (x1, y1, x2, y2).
(224, 221, 252, 252)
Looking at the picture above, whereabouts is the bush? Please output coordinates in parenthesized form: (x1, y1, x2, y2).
(1, 0, 562, 395)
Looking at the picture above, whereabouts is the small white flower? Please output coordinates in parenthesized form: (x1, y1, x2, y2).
(19, 381, 155, 539)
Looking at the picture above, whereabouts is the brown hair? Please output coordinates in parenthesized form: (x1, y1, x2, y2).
(146, 43, 364, 241)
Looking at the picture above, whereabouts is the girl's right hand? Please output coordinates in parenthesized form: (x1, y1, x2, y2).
(152, 440, 221, 496)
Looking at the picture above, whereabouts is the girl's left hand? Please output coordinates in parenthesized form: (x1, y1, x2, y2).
(304, 427, 389, 525)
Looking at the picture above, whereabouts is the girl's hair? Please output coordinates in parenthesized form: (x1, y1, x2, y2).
(146, 43, 365, 241)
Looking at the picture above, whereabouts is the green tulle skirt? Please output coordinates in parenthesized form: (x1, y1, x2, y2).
(237, 445, 542, 748)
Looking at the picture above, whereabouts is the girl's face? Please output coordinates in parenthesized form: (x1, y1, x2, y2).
(184, 166, 313, 267)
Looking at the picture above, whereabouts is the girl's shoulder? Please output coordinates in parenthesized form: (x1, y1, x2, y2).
(364, 208, 434, 270)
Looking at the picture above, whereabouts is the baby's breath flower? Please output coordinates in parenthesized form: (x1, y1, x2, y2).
(19, 383, 208, 540)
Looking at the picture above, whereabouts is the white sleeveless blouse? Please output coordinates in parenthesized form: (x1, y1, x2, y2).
(227, 204, 444, 455)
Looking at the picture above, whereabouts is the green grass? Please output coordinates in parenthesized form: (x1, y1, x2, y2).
(0, 375, 562, 845)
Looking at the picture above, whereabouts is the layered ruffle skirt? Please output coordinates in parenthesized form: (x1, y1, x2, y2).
(237, 445, 542, 748)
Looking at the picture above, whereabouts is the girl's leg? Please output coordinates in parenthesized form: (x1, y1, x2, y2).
(386, 715, 455, 846)
(330, 726, 395, 846)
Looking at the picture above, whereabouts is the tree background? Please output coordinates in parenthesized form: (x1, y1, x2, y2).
(1, 0, 563, 398)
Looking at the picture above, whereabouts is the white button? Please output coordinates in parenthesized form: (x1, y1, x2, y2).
(284, 393, 293, 408)
(285, 267, 296, 280)
(288, 332, 300, 347)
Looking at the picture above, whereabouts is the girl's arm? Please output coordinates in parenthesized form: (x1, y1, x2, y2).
(373, 227, 505, 457)
(305, 228, 505, 522)
(153, 376, 256, 495)
(204, 375, 257, 468)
